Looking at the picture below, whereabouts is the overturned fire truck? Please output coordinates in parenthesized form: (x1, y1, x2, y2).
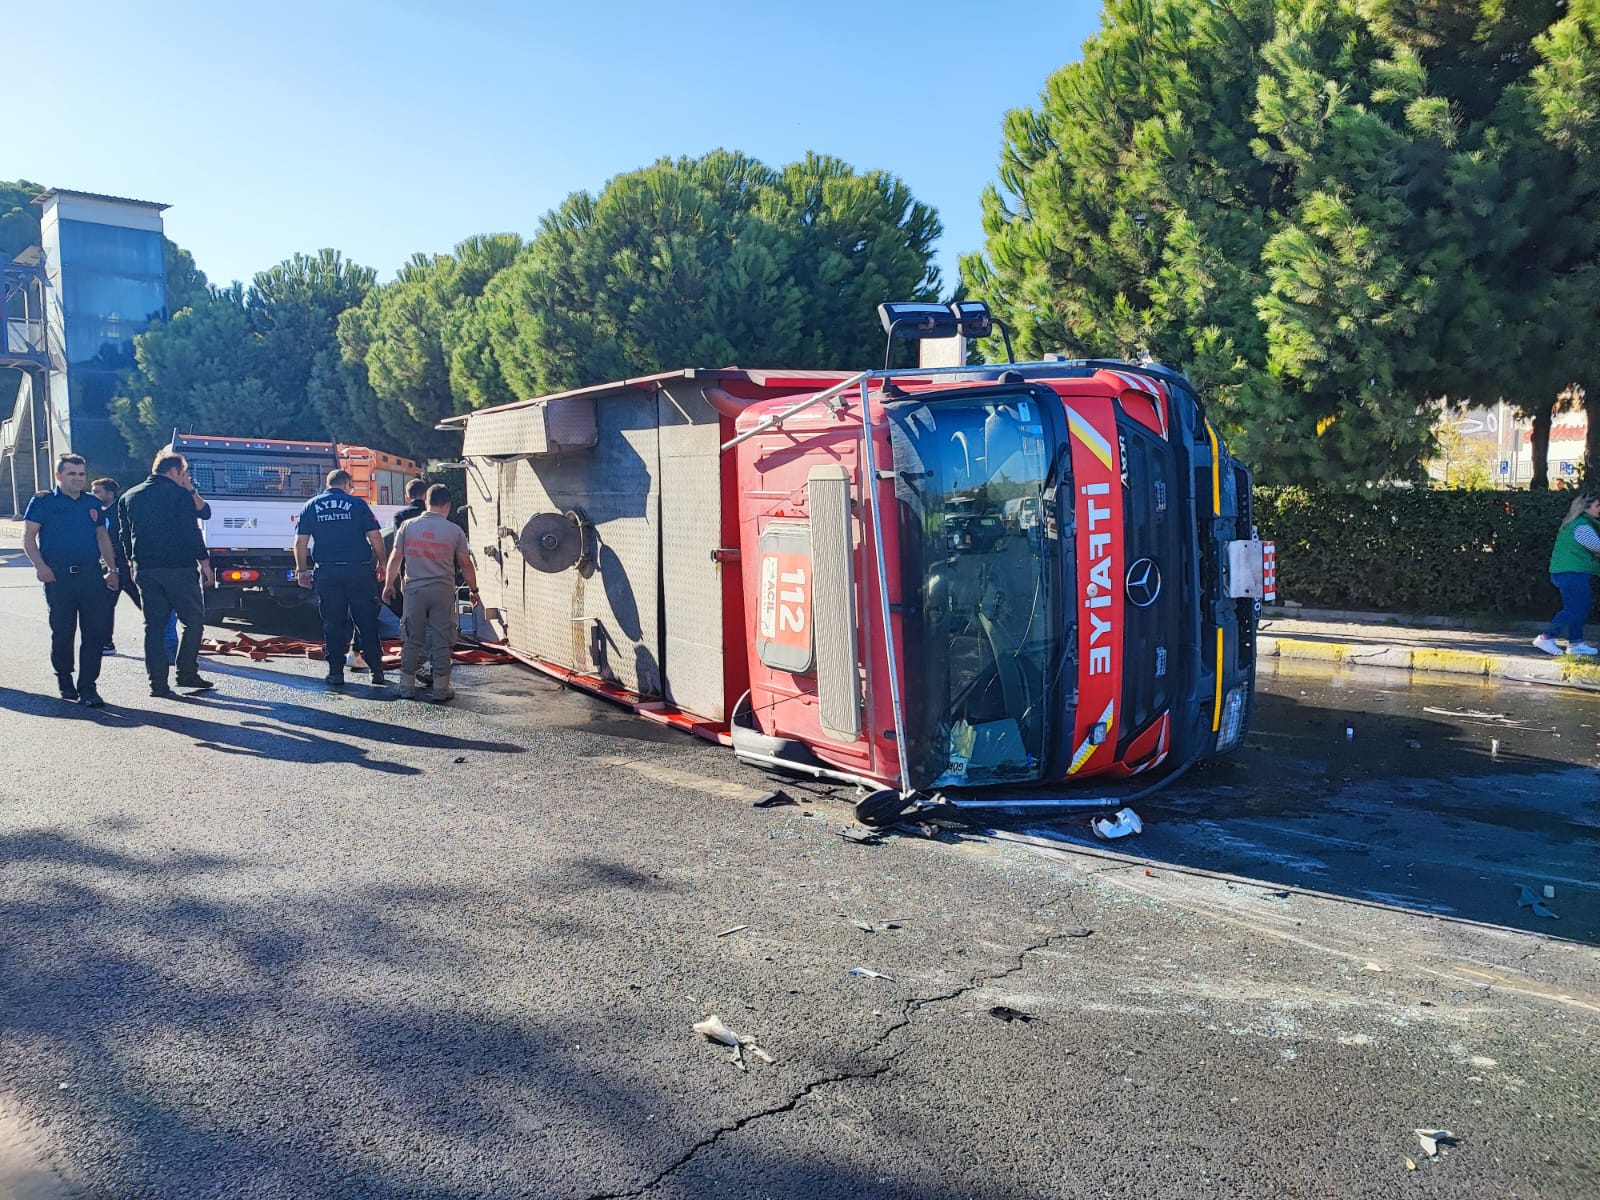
(445, 302, 1274, 823)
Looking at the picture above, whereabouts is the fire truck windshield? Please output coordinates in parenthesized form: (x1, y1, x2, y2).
(886, 391, 1062, 789)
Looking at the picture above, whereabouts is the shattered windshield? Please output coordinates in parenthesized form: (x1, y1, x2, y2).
(887, 391, 1061, 789)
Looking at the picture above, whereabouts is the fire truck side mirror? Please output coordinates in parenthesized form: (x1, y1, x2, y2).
(948, 300, 993, 338)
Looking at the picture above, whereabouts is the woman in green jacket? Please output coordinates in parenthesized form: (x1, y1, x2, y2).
(1533, 492, 1600, 656)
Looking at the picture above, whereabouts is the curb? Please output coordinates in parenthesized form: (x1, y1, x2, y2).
(1260, 636, 1600, 693)
(1264, 604, 1548, 634)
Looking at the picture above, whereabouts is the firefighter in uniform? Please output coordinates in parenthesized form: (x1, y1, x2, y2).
(293, 467, 388, 687)
(21, 453, 121, 707)
(382, 483, 479, 703)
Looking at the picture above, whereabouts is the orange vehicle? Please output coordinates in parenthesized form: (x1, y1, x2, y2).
(337, 444, 421, 507)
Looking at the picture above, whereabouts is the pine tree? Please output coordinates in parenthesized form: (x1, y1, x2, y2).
(966, 0, 1600, 487)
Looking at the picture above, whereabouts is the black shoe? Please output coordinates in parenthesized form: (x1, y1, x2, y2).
(78, 687, 105, 708)
(57, 678, 79, 701)
(175, 675, 215, 692)
(325, 670, 345, 687)
(370, 671, 388, 686)
(102, 643, 116, 655)
(150, 682, 177, 699)
(415, 673, 433, 690)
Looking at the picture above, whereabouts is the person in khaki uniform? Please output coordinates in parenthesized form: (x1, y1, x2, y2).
(382, 484, 479, 702)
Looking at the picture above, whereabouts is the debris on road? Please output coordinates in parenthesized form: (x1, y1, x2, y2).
(693, 1014, 741, 1047)
(1059, 928, 1093, 938)
(837, 826, 885, 845)
(1406, 739, 1421, 750)
(1405, 1157, 1417, 1171)
(715, 924, 748, 938)
(452, 756, 467, 763)
(1091, 808, 1143, 840)
(1543, 885, 1556, 900)
(199, 632, 515, 668)
(844, 918, 905, 933)
(989, 1005, 1033, 1023)
(1422, 706, 1528, 727)
(692, 1014, 775, 1071)
(849, 967, 893, 980)
(753, 790, 797, 808)
(1516, 885, 1559, 918)
(1414, 1129, 1457, 1158)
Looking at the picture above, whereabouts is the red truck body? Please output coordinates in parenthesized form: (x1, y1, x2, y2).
(451, 311, 1271, 815)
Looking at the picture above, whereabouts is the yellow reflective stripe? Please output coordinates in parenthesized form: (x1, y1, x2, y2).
(1066, 700, 1115, 775)
(1205, 422, 1221, 516)
(1212, 627, 1224, 733)
(1066, 405, 1114, 470)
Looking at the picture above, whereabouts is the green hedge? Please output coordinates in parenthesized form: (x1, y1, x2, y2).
(1255, 487, 1584, 618)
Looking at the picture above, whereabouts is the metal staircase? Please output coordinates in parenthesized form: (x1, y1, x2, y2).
(2, 248, 53, 514)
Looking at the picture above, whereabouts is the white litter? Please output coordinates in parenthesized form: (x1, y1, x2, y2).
(1517, 885, 1559, 919)
(1415, 1129, 1455, 1158)
(1091, 808, 1143, 840)
(692, 1014, 776, 1069)
(849, 967, 893, 980)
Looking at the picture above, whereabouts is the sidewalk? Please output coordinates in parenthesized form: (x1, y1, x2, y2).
(1261, 607, 1600, 693)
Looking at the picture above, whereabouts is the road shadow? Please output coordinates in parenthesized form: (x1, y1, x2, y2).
(0, 684, 524, 776)
(0, 825, 1001, 1199)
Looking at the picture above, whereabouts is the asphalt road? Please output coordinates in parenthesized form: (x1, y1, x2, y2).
(1, 544, 1597, 1199)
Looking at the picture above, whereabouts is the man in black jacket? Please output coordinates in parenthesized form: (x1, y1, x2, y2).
(390, 477, 427, 531)
(118, 452, 216, 698)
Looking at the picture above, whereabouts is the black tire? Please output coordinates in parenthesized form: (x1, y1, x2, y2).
(855, 789, 913, 827)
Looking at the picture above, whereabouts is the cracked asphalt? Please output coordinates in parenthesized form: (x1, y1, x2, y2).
(2, 544, 1598, 1199)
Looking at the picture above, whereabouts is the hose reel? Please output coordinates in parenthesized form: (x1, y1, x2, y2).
(517, 510, 594, 573)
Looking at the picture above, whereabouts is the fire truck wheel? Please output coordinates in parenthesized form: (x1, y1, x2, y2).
(855, 789, 913, 827)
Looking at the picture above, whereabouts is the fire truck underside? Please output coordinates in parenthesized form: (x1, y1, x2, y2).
(458, 370, 845, 736)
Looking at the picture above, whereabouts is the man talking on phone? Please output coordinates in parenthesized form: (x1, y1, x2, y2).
(118, 451, 216, 698)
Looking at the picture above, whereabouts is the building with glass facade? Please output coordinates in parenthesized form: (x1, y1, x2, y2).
(38, 189, 169, 472)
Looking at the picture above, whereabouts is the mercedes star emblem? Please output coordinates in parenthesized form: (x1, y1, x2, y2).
(1126, 557, 1161, 608)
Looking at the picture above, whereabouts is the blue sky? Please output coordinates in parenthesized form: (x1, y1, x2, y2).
(25, 0, 1101, 293)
